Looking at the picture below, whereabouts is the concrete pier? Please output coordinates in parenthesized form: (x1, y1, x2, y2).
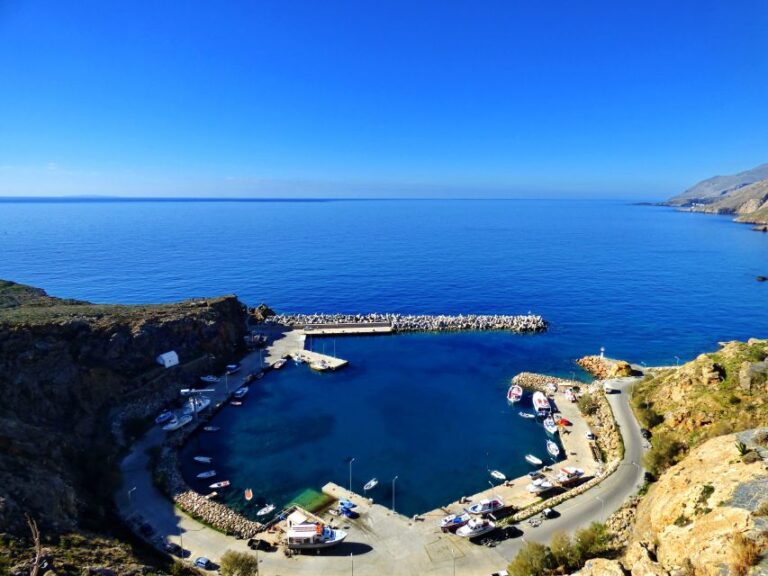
(294, 349, 349, 370)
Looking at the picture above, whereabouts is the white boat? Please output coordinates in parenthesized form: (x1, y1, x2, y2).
(467, 497, 504, 515)
(154, 410, 174, 424)
(233, 386, 249, 399)
(527, 480, 554, 494)
(543, 416, 558, 435)
(546, 382, 558, 393)
(364, 478, 378, 491)
(490, 470, 506, 481)
(182, 396, 211, 415)
(196, 470, 216, 479)
(209, 480, 230, 489)
(225, 363, 241, 374)
(200, 375, 220, 384)
(532, 391, 551, 414)
(256, 504, 276, 516)
(456, 518, 496, 538)
(273, 358, 287, 369)
(519, 411, 536, 419)
(286, 522, 347, 550)
(203, 426, 220, 432)
(525, 454, 543, 466)
(506, 384, 523, 403)
(564, 387, 577, 402)
(162, 414, 192, 431)
(193, 456, 213, 464)
(439, 512, 471, 532)
(547, 440, 560, 458)
(556, 467, 584, 484)
(230, 400, 243, 406)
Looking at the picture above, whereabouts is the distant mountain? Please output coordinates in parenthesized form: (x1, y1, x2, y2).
(665, 162, 768, 207)
(665, 163, 768, 226)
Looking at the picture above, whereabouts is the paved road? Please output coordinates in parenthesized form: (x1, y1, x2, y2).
(494, 376, 646, 560)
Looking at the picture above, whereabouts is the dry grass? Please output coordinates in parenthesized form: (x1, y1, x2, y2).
(730, 533, 761, 576)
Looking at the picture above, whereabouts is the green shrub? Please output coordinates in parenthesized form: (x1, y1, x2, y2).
(644, 432, 686, 476)
(219, 549, 260, 576)
(573, 522, 609, 560)
(507, 542, 553, 576)
(674, 514, 690, 527)
(754, 500, 768, 516)
(578, 393, 599, 416)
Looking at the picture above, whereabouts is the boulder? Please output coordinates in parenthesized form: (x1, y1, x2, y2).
(738, 360, 768, 394)
(576, 558, 627, 576)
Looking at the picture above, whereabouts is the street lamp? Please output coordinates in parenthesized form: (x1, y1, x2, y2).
(350, 552, 354, 576)
(596, 496, 605, 520)
(674, 356, 680, 366)
(392, 476, 399, 513)
(349, 458, 355, 495)
(127, 486, 136, 509)
(450, 546, 456, 576)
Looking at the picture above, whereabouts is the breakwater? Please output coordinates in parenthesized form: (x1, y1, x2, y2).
(269, 312, 547, 333)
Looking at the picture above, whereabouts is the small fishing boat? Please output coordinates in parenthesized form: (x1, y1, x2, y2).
(543, 417, 558, 435)
(527, 480, 554, 494)
(309, 360, 331, 372)
(467, 497, 504, 515)
(155, 410, 174, 424)
(547, 440, 560, 458)
(525, 454, 543, 466)
(363, 478, 378, 491)
(556, 467, 584, 484)
(225, 363, 241, 375)
(490, 470, 506, 481)
(200, 375, 220, 384)
(244, 488, 253, 501)
(230, 400, 243, 406)
(506, 384, 523, 403)
(519, 411, 536, 419)
(256, 504, 275, 516)
(439, 512, 471, 532)
(532, 391, 551, 414)
(162, 414, 193, 431)
(273, 358, 287, 369)
(456, 518, 496, 538)
(193, 456, 212, 464)
(233, 386, 249, 399)
(528, 469, 544, 479)
(339, 499, 357, 509)
(205, 491, 218, 499)
(293, 355, 304, 365)
(203, 426, 220, 432)
(209, 480, 230, 489)
(196, 470, 216, 479)
(182, 396, 211, 415)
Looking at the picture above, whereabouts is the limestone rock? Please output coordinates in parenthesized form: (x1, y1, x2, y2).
(576, 558, 627, 576)
(738, 360, 768, 394)
(610, 360, 634, 378)
(623, 542, 667, 576)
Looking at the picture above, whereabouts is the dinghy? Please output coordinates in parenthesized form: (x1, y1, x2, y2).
(257, 504, 275, 516)
(233, 386, 249, 399)
(200, 375, 220, 384)
(519, 411, 536, 419)
(196, 470, 216, 479)
(203, 426, 220, 432)
(525, 454, 543, 466)
(339, 499, 357, 509)
(209, 480, 230, 489)
(193, 456, 212, 464)
(543, 417, 558, 435)
(230, 400, 243, 406)
(506, 384, 523, 403)
(546, 440, 560, 458)
(490, 470, 506, 481)
(155, 410, 174, 424)
(363, 478, 378, 491)
(273, 358, 287, 369)
(244, 488, 253, 501)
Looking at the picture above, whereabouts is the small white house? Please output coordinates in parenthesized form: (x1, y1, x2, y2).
(156, 350, 179, 368)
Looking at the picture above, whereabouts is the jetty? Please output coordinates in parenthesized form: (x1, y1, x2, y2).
(269, 312, 548, 334)
(294, 349, 348, 370)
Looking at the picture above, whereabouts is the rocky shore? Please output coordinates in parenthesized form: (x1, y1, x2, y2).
(576, 355, 634, 379)
(270, 312, 548, 333)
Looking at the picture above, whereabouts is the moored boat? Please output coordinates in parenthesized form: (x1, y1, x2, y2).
(456, 518, 496, 538)
(244, 488, 253, 501)
(155, 410, 174, 424)
(439, 512, 471, 532)
(182, 395, 211, 415)
(490, 470, 506, 481)
(543, 416, 558, 435)
(200, 375, 220, 384)
(363, 478, 378, 491)
(527, 479, 554, 494)
(233, 386, 249, 399)
(225, 363, 241, 375)
(309, 360, 331, 372)
(467, 497, 504, 515)
(286, 522, 347, 550)
(547, 440, 560, 458)
(203, 426, 220, 432)
(209, 480, 230, 489)
(196, 470, 216, 479)
(273, 358, 287, 369)
(532, 391, 551, 414)
(525, 454, 543, 466)
(506, 384, 523, 403)
(193, 456, 212, 464)
(257, 504, 276, 516)
(230, 400, 243, 406)
(519, 411, 536, 419)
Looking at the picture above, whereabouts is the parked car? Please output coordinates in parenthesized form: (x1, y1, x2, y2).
(163, 542, 182, 557)
(640, 428, 652, 439)
(541, 507, 556, 519)
(194, 557, 212, 569)
(585, 430, 595, 440)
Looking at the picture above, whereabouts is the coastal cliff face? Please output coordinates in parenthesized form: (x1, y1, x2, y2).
(664, 162, 768, 225)
(0, 280, 248, 537)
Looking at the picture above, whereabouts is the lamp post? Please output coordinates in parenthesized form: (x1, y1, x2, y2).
(674, 356, 680, 366)
(127, 486, 136, 510)
(348, 457, 355, 495)
(450, 546, 456, 576)
(392, 476, 399, 513)
(596, 496, 605, 520)
(350, 552, 354, 576)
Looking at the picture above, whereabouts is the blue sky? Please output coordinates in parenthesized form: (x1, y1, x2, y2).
(1, 1, 767, 198)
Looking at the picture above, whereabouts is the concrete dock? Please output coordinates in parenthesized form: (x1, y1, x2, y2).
(304, 321, 394, 336)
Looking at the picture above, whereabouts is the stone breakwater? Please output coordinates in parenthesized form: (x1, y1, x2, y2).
(270, 312, 548, 333)
(576, 355, 634, 379)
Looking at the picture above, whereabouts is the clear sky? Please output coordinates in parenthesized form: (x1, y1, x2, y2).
(1, 1, 767, 199)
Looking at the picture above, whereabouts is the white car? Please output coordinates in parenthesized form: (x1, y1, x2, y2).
(194, 557, 211, 569)
(585, 430, 595, 440)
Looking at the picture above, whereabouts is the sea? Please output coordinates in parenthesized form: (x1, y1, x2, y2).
(2, 198, 767, 515)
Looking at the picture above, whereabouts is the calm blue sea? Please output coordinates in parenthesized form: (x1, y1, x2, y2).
(2, 198, 767, 514)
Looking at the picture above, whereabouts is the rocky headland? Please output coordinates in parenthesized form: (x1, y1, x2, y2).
(0, 280, 248, 574)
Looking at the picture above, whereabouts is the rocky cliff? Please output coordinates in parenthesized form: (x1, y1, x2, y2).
(0, 280, 248, 537)
(665, 163, 768, 207)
